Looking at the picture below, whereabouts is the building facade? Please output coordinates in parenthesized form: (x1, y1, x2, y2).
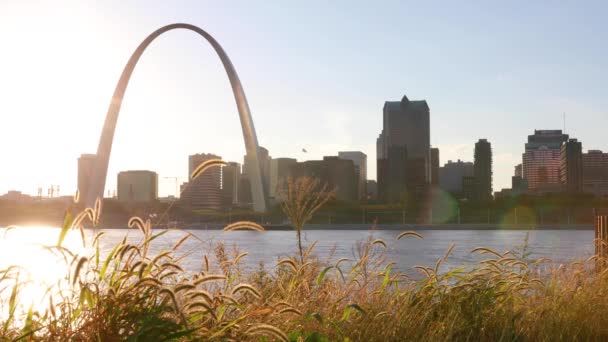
(117, 170, 158, 203)
(269, 158, 297, 201)
(474, 139, 493, 201)
(377, 95, 430, 202)
(430, 148, 440, 186)
(583, 150, 608, 197)
(438, 160, 474, 194)
(182, 153, 222, 210)
(290, 156, 358, 202)
(221, 162, 241, 207)
(462, 176, 476, 201)
(522, 130, 569, 192)
(243, 146, 271, 201)
(366, 180, 378, 200)
(338, 151, 367, 200)
(77, 154, 97, 201)
(559, 139, 583, 193)
(514, 164, 523, 178)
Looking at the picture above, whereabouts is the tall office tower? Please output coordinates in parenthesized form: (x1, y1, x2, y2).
(514, 164, 523, 178)
(77, 154, 97, 200)
(183, 153, 222, 210)
(474, 139, 493, 201)
(522, 130, 569, 192)
(237, 176, 252, 205)
(269, 158, 297, 201)
(583, 150, 608, 197)
(559, 139, 583, 193)
(338, 151, 367, 200)
(438, 160, 474, 195)
(462, 176, 476, 201)
(376, 133, 388, 202)
(377, 95, 430, 202)
(430, 148, 440, 185)
(243, 146, 271, 200)
(117, 170, 158, 203)
(221, 162, 241, 207)
(290, 156, 358, 202)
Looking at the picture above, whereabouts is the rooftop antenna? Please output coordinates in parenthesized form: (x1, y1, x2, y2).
(563, 112, 566, 133)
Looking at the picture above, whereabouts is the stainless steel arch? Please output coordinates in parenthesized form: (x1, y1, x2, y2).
(85, 23, 267, 212)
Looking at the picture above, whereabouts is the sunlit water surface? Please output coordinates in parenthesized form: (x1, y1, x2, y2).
(0, 226, 595, 319)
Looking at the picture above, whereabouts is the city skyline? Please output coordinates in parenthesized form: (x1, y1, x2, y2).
(2, 1, 608, 197)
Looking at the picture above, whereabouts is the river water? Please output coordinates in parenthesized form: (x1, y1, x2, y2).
(0, 226, 594, 276)
(0, 226, 595, 314)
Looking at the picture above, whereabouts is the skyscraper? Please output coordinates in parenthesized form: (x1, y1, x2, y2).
(377, 95, 430, 202)
(559, 139, 583, 193)
(512, 163, 528, 195)
(243, 146, 271, 201)
(182, 153, 222, 210)
(117, 170, 158, 203)
(338, 151, 367, 200)
(237, 176, 252, 205)
(269, 158, 297, 201)
(522, 130, 569, 192)
(474, 139, 492, 201)
(430, 148, 440, 185)
(514, 164, 523, 178)
(583, 150, 608, 197)
(462, 176, 476, 201)
(221, 162, 241, 207)
(77, 154, 97, 201)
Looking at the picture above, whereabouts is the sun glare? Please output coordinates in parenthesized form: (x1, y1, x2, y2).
(0, 226, 90, 317)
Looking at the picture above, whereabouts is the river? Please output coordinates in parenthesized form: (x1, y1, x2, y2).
(0, 226, 594, 277)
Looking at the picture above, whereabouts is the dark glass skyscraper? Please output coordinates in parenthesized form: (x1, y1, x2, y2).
(559, 139, 583, 193)
(430, 148, 439, 186)
(474, 139, 492, 201)
(377, 95, 430, 202)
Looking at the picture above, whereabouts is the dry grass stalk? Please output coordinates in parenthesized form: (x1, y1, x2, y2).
(278, 176, 335, 263)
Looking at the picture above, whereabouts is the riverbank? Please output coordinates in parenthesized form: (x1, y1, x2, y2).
(175, 223, 594, 231)
(2, 223, 594, 230)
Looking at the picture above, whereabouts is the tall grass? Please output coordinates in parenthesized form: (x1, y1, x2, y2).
(278, 177, 335, 263)
(2, 194, 608, 340)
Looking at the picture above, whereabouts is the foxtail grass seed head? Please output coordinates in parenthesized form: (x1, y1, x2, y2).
(190, 159, 227, 180)
(397, 231, 424, 240)
(245, 324, 289, 342)
(223, 221, 266, 232)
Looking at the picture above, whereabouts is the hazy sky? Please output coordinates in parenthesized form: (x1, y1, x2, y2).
(1, 1, 607, 197)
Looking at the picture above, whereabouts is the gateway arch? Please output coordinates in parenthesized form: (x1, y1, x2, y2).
(85, 23, 267, 212)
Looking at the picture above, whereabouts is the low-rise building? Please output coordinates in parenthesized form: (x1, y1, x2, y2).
(117, 170, 158, 203)
(290, 156, 358, 202)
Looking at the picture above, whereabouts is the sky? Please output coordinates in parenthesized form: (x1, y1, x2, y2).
(1, 0, 607, 197)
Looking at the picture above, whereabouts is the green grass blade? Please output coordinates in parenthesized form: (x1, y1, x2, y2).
(57, 212, 73, 247)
